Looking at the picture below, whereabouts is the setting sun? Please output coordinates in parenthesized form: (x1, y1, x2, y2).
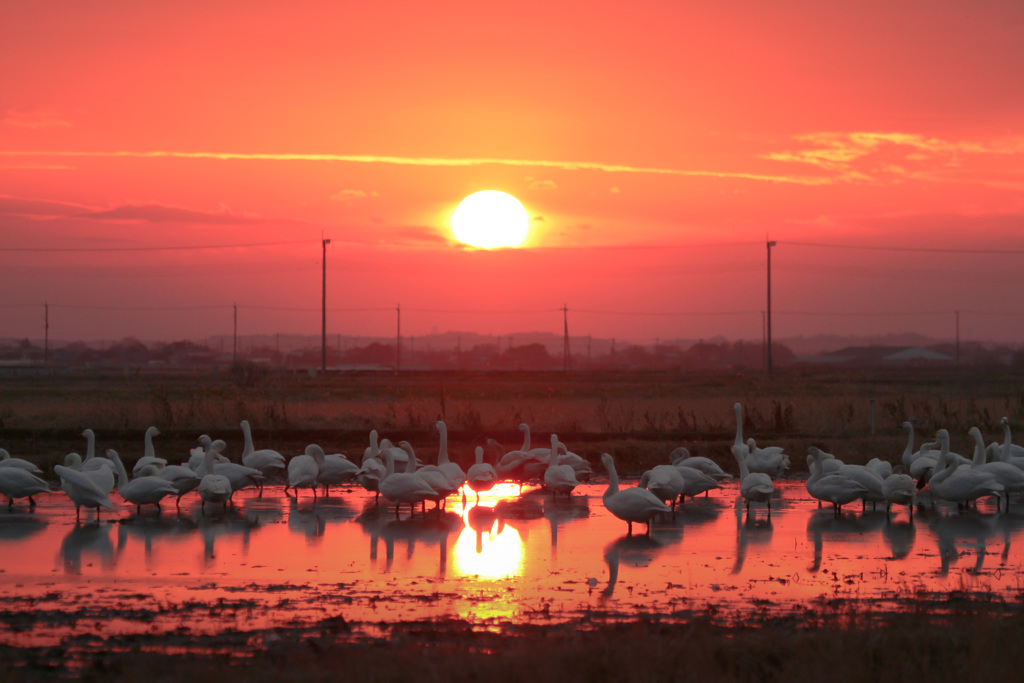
(451, 190, 530, 249)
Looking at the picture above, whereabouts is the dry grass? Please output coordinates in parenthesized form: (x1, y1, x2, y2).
(2, 366, 1022, 476)
(5, 608, 1023, 682)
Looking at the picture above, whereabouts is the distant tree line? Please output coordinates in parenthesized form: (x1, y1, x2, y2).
(1, 337, 793, 372)
(4, 336, 1021, 373)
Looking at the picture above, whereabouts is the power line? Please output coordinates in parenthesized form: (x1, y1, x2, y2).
(0, 240, 312, 253)
(782, 240, 1024, 255)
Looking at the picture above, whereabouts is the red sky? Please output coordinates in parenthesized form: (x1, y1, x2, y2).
(2, 0, 1023, 345)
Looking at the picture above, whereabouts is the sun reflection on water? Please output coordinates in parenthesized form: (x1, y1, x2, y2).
(452, 484, 526, 580)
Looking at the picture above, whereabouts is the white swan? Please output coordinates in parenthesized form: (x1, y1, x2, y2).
(62, 452, 115, 495)
(733, 403, 789, 478)
(355, 437, 386, 501)
(81, 429, 116, 475)
(435, 421, 467, 495)
(195, 437, 263, 496)
(968, 426, 1024, 510)
(806, 447, 868, 515)
(240, 419, 286, 488)
(866, 458, 893, 480)
(928, 430, 1003, 510)
(0, 448, 44, 475)
(882, 473, 916, 518)
(543, 434, 579, 497)
(676, 465, 722, 502)
(399, 441, 453, 510)
(555, 445, 593, 481)
(669, 446, 732, 482)
(601, 452, 669, 536)
(107, 449, 178, 513)
(132, 426, 167, 476)
(639, 462, 686, 510)
(157, 464, 201, 508)
(0, 467, 49, 507)
(54, 464, 113, 520)
(378, 447, 437, 519)
(835, 462, 887, 511)
(993, 417, 1024, 470)
(731, 443, 775, 515)
(466, 446, 498, 503)
(496, 423, 545, 488)
(316, 450, 359, 495)
(197, 440, 232, 512)
(286, 444, 324, 499)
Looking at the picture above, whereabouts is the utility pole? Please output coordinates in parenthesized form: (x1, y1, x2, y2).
(761, 310, 767, 369)
(955, 310, 960, 364)
(562, 304, 571, 372)
(44, 302, 49, 364)
(321, 238, 331, 373)
(766, 239, 777, 375)
(396, 304, 401, 371)
(233, 304, 238, 364)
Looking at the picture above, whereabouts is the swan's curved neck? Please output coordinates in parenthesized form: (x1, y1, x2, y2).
(904, 423, 914, 458)
(241, 422, 254, 457)
(547, 436, 559, 473)
(521, 425, 531, 452)
(437, 422, 449, 465)
(1004, 422, 1013, 461)
(202, 445, 217, 478)
(144, 428, 157, 459)
(403, 445, 417, 473)
(604, 459, 619, 498)
(733, 446, 751, 480)
(84, 431, 95, 461)
(970, 430, 987, 465)
(734, 404, 744, 447)
(807, 451, 823, 482)
(109, 451, 130, 488)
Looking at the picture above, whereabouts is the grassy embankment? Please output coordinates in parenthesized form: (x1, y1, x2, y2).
(1, 365, 1021, 477)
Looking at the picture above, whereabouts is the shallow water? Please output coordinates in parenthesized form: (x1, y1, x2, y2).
(2, 480, 1023, 655)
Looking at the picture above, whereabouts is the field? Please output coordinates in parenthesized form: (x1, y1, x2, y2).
(3, 365, 1022, 475)
(2, 365, 1024, 680)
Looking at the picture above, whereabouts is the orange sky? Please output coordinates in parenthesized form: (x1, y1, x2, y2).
(2, 0, 1023, 345)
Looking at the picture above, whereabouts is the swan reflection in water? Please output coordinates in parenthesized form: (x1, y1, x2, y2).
(0, 512, 47, 542)
(805, 509, 887, 572)
(927, 508, 1000, 576)
(189, 506, 261, 567)
(732, 497, 772, 575)
(542, 494, 590, 557)
(285, 495, 360, 544)
(115, 514, 197, 569)
(59, 522, 116, 574)
(357, 503, 464, 575)
(600, 534, 664, 600)
(883, 517, 916, 560)
(466, 504, 504, 554)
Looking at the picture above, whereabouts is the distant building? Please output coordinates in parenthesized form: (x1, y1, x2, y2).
(796, 345, 953, 366)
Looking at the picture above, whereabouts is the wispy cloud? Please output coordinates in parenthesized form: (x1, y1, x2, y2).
(0, 150, 830, 186)
(763, 132, 1024, 183)
(330, 188, 378, 204)
(525, 177, 558, 190)
(78, 204, 266, 225)
(2, 109, 73, 129)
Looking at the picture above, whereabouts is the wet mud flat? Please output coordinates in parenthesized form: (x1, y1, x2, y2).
(4, 481, 1024, 679)
(5, 596, 1024, 682)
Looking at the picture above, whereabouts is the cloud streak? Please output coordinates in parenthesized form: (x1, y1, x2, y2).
(763, 132, 1024, 183)
(0, 150, 830, 186)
